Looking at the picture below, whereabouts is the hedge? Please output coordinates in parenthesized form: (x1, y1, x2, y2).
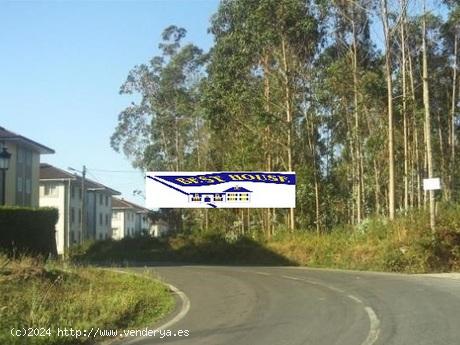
(0, 206, 58, 257)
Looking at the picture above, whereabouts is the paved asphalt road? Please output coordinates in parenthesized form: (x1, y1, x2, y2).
(120, 266, 460, 345)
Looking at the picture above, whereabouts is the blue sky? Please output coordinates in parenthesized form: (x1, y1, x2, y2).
(0, 0, 219, 205)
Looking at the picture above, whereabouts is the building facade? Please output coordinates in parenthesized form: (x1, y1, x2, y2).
(111, 198, 154, 240)
(39, 164, 120, 255)
(0, 126, 54, 207)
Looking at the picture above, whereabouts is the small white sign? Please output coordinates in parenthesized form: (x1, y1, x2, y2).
(423, 178, 441, 191)
(146, 171, 296, 209)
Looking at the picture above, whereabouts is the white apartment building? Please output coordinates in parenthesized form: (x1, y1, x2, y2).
(111, 197, 154, 240)
(39, 164, 120, 255)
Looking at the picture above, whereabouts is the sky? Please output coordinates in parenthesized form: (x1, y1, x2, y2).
(0, 0, 219, 205)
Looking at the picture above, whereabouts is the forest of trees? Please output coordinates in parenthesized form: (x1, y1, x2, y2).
(111, 0, 460, 235)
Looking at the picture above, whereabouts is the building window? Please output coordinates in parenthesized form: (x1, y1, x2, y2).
(99, 213, 103, 226)
(78, 209, 82, 224)
(17, 148, 24, 163)
(105, 214, 109, 226)
(17, 177, 23, 192)
(79, 187, 82, 200)
(44, 183, 58, 197)
(25, 150, 32, 166)
(99, 194, 103, 205)
(227, 193, 237, 201)
(71, 185, 75, 199)
(25, 178, 31, 194)
(71, 208, 75, 224)
(105, 195, 108, 206)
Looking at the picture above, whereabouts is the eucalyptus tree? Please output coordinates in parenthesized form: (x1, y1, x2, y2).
(111, 26, 206, 231)
(111, 25, 206, 172)
(204, 0, 321, 231)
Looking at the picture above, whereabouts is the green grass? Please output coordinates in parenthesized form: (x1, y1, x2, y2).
(0, 255, 174, 345)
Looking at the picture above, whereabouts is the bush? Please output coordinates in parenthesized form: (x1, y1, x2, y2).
(0, 206, 58, 257)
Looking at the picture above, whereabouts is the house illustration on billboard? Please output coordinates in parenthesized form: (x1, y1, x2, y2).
(189, 186, 252, 203)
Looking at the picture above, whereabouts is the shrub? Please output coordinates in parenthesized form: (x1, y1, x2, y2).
(0, 206, 58, 257)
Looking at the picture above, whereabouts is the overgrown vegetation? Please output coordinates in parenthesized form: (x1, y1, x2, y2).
(72, 203, 460, 273)
(0, 255, 174, 345)
(267, 204, 460, 273)
(70, 235, 294, 266)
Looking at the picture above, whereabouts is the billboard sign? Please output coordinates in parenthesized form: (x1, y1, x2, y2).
(146, 172, 296, 208)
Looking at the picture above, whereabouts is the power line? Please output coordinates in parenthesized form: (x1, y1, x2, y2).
(88, 168, 144, 174)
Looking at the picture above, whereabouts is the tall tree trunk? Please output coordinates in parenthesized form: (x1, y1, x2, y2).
(450, 32, 458, 200)
(281, 37, 295, 231)
(351, 12, 362, 223)
(407, 41, 422, 208)
(422, 7, 435, 231)
(305, 106, 321, 234)
(437, 110, 447, 200)
(381, 0, 395, 219)
(400, 0, 409, 211)
(262, 54, 274, 237)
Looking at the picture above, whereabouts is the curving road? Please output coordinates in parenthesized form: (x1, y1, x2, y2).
(121, 266, 460, 345)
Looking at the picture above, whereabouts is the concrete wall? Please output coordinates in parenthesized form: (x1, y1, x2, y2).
(39, 182, 66, 254)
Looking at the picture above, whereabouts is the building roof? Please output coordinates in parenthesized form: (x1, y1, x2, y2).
(112, 197, 149, 213)
(222, 186, 252, 193)
(0, 126, 54, 154)
(40, 163, 121, 195)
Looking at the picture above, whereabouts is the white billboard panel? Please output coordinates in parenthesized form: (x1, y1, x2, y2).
(423, 178, 441, 191)
(146, 172, 296, 208)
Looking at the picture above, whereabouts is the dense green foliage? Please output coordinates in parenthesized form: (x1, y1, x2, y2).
(70, 235, 294, 266)
(112, 0, 460, 234)
(73, 203, 460, 273)
(0, 256, 173, 345)
(0, 207, 58, 257)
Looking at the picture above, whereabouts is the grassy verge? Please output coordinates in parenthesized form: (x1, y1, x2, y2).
(0, 255, 174, 345)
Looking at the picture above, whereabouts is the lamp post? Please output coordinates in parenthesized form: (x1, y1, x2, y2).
(0, 147, 12, 205)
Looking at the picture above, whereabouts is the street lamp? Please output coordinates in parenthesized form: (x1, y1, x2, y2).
(0, 147, 12, 205)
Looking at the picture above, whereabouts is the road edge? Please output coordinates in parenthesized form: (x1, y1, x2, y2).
(101, 268, 191, 345)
